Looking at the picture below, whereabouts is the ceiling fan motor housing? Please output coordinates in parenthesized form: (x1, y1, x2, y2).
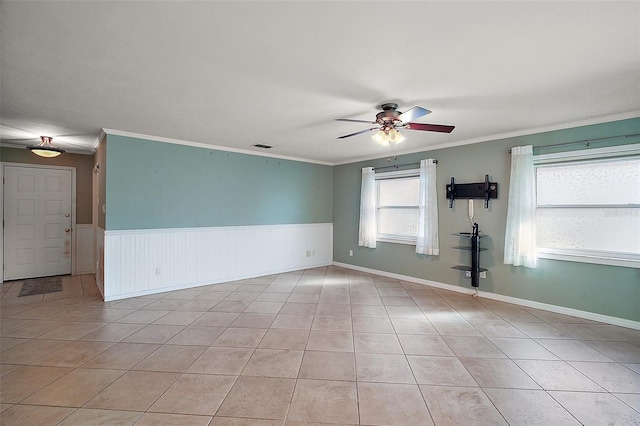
(376, 103, 402, 127)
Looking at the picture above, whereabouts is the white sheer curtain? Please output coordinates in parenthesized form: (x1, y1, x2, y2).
(358, 167, 377, 248)
(504, 145, 537, 268)
(416, 159, 439, 255)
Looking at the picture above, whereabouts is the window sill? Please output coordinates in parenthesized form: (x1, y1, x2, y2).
(377, 237, 417, 246)
(538, 250, 640, 269)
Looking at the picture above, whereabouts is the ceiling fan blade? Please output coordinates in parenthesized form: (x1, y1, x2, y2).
(406, 123, 455, 133)
(337, 127, 378, 139)
(397, 106, 431, 123)
(335, 118, 377, 124)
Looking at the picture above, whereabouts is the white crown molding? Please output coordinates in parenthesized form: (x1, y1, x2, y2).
(333, 111, 640, 166)
(0, 142, 33, 150)
(332, 261, 640, 330)
(102, 128, 333, 166)
(5, 112, 636, 165)
(92, 130, 106, 152)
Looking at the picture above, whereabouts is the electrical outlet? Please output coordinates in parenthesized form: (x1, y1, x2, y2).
(464, 271, 472, 279)
(480, 271, 487, 279)
(349, 250, 353, 257)
(155, 267, 161, 276)
(306, 250, 311, 257)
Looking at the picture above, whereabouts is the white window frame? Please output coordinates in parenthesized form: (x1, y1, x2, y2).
(534, 144, 640, 268)
(375, 169, 420, 245)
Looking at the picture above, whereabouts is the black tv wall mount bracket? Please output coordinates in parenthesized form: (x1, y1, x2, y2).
(446, 174, 498, 208)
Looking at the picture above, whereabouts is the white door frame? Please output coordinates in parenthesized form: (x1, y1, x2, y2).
(1, 162, 77, 282)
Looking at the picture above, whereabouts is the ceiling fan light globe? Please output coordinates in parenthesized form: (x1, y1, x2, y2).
(390, 130, 406, 144)
(372, 130, 389, 146)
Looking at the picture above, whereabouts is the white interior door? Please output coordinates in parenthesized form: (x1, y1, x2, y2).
(3, 165, 73, 280)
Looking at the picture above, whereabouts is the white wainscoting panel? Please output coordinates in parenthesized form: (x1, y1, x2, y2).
(96, 227, 105, 298)
(74, 224, 95, 274)
(103, 223, 333, 300)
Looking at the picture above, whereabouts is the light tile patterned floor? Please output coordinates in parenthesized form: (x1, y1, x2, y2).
(1, 267, 639, 425)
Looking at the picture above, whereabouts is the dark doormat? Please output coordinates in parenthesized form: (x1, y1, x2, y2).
(18, 276, 63, 297)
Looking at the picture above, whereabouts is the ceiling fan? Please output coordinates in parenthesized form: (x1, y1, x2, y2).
(336, 103, 455, 145)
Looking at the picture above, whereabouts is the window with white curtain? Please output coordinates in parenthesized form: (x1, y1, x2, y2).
(376, 169, 420, 244)
(535, 146, 640, 268)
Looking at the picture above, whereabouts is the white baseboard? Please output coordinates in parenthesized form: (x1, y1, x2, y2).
(333, 261, 640, 331)
(103, 223, 332, 301)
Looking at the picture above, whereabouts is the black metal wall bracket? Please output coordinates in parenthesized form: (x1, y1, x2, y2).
(446, 174, 498, 208)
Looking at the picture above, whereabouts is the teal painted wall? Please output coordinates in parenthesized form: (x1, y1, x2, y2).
(333, 118, 640, 322)
(104, 135, 332, 230)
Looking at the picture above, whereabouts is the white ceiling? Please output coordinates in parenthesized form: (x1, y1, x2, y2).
(1, 1, 639, 164)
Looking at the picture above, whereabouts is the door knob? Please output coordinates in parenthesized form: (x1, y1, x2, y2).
(65, 228, 71, 233)
(64, 213, 70, 217)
